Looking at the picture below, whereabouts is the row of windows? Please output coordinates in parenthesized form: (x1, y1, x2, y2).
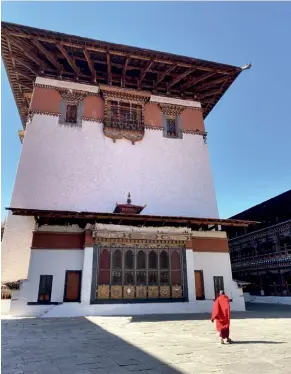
(97, 248, 183, 287)
(60, 99, 182, 139)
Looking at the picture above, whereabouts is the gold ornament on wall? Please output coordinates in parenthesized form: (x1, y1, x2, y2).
(97, 285, 109, 299)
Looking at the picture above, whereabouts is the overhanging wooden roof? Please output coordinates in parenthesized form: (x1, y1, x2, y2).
(1, 21, 250, 127)
(7, 207, 258, 228)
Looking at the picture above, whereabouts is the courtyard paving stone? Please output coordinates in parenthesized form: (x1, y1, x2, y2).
(2, 304, 291, 374)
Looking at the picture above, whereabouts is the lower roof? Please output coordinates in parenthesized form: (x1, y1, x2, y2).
(7, 207, 258, 229)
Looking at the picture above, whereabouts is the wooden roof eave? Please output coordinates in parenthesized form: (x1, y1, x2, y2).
(1, 21, 249, 127)
(6, 207, 259, 228)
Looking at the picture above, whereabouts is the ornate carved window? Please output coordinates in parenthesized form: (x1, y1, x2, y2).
(59, 90, 85, 126)
(163, 115, 182, 139)
(107, 100, 143, 130)
(160, 104, 184, 139)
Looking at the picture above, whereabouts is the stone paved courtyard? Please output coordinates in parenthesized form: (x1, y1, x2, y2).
(2, 304, 291, 374)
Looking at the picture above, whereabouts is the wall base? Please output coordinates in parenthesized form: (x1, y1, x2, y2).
(246, 294, 291, 306)
(6, 297, 245, 318)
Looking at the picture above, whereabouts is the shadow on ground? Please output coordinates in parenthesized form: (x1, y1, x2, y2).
(2, 317, 182, 374)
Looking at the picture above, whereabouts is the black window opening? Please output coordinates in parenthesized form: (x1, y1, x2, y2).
(97, 248, 184, 298)
(213, 276, 224, 299)
(65, 104, 78, 123)
(166, 117, 177, 137)
(38, 275, 53, 303)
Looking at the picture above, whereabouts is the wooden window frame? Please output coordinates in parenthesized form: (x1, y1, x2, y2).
(162, 114, 183, 139)
(59, 98, 84, 126)
(97, 247, 183, 291)
(37, 275, 53, 304)
(107, 100, 143, 130)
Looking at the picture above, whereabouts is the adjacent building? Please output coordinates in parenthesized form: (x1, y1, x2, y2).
(1, 22, 253, 317)
(225, 190, 291, 302)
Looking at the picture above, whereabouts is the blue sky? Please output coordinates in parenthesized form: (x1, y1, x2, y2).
(1, 2, 291, 220)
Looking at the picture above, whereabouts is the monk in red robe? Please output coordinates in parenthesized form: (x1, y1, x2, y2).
(211, 290, 232, 344)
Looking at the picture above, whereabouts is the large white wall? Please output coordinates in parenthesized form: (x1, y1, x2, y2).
(10, 114, 218, 218)
(26, 250, 84, 302)
(193, 252, 234, 300)
(1, 212, 35, 282)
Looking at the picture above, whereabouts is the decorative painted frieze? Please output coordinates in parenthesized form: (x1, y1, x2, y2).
(93, 228, 191, 247)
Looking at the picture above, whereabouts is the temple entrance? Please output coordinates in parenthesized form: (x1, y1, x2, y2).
(64, 271, 82, 302)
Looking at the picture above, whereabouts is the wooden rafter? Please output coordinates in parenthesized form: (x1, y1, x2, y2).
(181, 72, 216, 90)
(199, 88, 223, 100)
(14, 68, 33, 81)
(203, 80, 230, 112)
(168, 67, 196, 88)
(2, 21, 246, 124)
(17, 81, 32, 90)
(121, 56, 129, 87)
(107, 53, 112, 85)
(11, 54, 38, 75)
(5, 31, 238, 74)
(83, 49, 96, 83)
(57, 44, 80, 75)
(32, 39, 62, 70)
(139, 61, 153, 89)
(6, 36, 43, 67)
(24, 92, 32, 99)
(196, 76, 230, 92)
(156, 64, 177, 86)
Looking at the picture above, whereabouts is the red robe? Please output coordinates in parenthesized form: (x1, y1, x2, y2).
(211, 295, 230, 338)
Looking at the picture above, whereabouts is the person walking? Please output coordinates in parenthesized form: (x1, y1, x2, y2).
(211, 290, 232, 344)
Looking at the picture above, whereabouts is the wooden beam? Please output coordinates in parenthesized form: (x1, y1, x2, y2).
(121, 56, 129, 87)
(168, 67, 196, 88)
(11, 54, 38, 75)
(32, 39, 62, 70)
(17, 81, 33, 90)
(84, 49, 96, 83)
(181, 72, 216, 90)
(196, 76, 230, 92)
(107, 53, 112, 85)
(24, 92, 32, 99)
(7, 36, 44, 67)
(14, 68, 34, 81)
(57, 44, 80, 75)
(199, 88, 222, 99)
(5, 32, 237, 75)
(139, 61, 153, 89)
(156, 64, 177, 86)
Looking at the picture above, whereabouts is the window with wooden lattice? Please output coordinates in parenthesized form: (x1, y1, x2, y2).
(107, 100, 143, 130)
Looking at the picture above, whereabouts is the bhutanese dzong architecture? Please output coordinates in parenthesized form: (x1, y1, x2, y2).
(224, 190, 291, 303)
(1, 22, 254, 317)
